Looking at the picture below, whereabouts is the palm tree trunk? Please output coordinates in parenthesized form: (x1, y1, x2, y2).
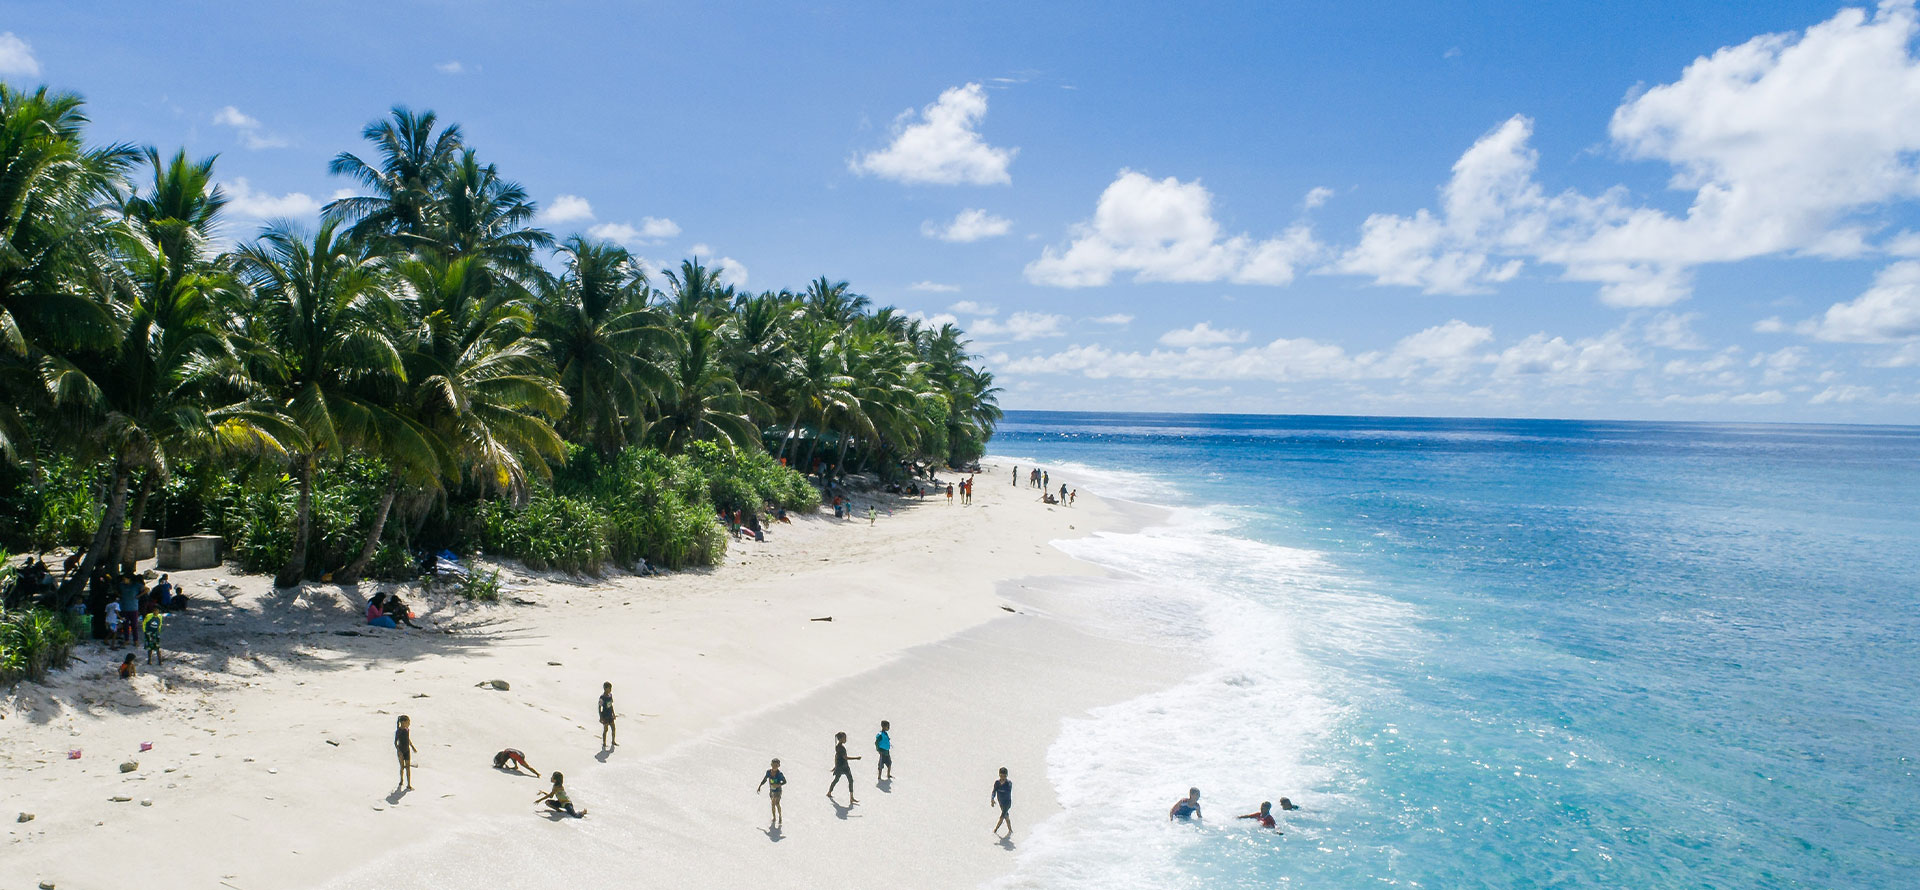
(117, 469, 158, 565)
(274, 454, 314, 588)
(778, 407, 803, 462)
(834, 432, 852, 476)
(799, 420, 823, 477)
(58, 459, 131, 609)
(337, 479, 399, 584)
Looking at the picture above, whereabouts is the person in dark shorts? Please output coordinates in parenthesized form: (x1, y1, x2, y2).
(493, 749, 538, 774)
(757, 757, 786, 825)
(991, 767, 1013, 836)
(536, 771, 586, 817)
(395, 715, 417, 790)
(828, 731, 860, 802)
(598, 681, 617, 748)
(875, 720, 893, 781)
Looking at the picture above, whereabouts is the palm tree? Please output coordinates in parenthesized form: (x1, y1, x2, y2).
(49, 194, 295, 603)
(235, 221, 436, 586)
(534, 236, 670, 455)
(650, 311, 766, 454)
(430, 149, 552, 282)
(323, 107, 463, 249)
(803, 276, 869, 327)
(0, 85, 135, 462)
(389, 253, 568, 498)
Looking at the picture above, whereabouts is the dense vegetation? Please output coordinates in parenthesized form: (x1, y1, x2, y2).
(0, 84, 1002, 609)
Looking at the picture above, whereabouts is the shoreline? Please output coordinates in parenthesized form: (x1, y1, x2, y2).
(2, 460, 1186, 890)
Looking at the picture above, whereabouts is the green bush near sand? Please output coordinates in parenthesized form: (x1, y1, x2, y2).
(0, 608, 76, 685)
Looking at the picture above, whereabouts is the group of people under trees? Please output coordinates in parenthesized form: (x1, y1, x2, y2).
(9, 554, 186, 667)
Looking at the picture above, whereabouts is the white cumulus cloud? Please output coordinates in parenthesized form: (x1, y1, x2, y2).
(969, 311, 1066, 341)
(850, 83, 1016, 186)
(221, 178, 322, 220)
(923, 208, 1012, 242)
(541, 194, 595, 224)
(948, 300, 997, 315)
(715, 256, 749, 288)
(909, 281, 961, 292)
(212, 106, 287, 150)
(1799, 261, 1920, 342)
(1026, 170, 1321, 287)
(1159, 322, 1248, 347)
(588, 217, 681, 246)
(1333, 3, 1920, 307)
(0, 33, 39, 77)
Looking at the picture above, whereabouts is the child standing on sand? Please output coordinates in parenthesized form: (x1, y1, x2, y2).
(757, 757, 786, 825)
(875, 720, 893, 781)
(598, 682, 617, 748)
(991, 767, 1013, 836)
(141, 608, 163, 665)
(395, 715, 417, 790)
(828, 731, 860, 802)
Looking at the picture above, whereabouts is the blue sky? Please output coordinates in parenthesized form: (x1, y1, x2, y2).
(5, 0, 1920, 423)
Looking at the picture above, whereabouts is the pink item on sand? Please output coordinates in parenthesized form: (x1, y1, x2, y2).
(139, 742, 154, 752)
(67, 749, 81, 759)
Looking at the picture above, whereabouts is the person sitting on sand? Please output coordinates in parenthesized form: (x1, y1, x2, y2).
(493, 749, 538, 775)
(366, 594, 398, 629)
(1170, 787, 1203, 821)
(757, 757, 786, 826)
(395, 715, 417, 790)
(384, 592, 421, 629)
(828, 731, 860, 802)
(536, 771, 586, 817)
(1238, 801, 1279, 829)
(118, 653, 136, 680)
(991, 767, 1013, 836)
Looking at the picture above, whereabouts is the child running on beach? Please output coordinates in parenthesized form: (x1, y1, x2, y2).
(536, 771, 586, 817)
(395, 715, 417, 790)
(757, 757, 786, 825)
(991, 768, 1013, 835)
(598, 682, 617, 748)
(828, 731, 860, 802)
(875, 720, 893, 781)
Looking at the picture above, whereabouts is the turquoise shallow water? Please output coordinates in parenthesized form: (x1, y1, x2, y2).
(987, 412, 1920, 889)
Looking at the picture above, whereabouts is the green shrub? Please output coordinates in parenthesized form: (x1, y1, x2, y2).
(0, 608, 76, 685)
(25, 457, 103, 551)
(473, 493, 610, 574)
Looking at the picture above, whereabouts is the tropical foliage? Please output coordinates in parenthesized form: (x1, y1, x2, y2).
(0, 89, 1000, 594)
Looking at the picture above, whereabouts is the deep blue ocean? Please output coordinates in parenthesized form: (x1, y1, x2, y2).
(986, 411, 1920, 889)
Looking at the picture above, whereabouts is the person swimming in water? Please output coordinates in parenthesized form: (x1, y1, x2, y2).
(1169, 787, 1202, 821)
(1237, 800, 1281, 830)
(1278, 797, 1299, 810)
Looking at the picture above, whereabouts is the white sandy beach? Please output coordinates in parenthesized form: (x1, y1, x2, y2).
(2, 463, 1186, 890)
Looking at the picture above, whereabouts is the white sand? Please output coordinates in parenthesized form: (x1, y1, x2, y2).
(2, 463, 1186, 890)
